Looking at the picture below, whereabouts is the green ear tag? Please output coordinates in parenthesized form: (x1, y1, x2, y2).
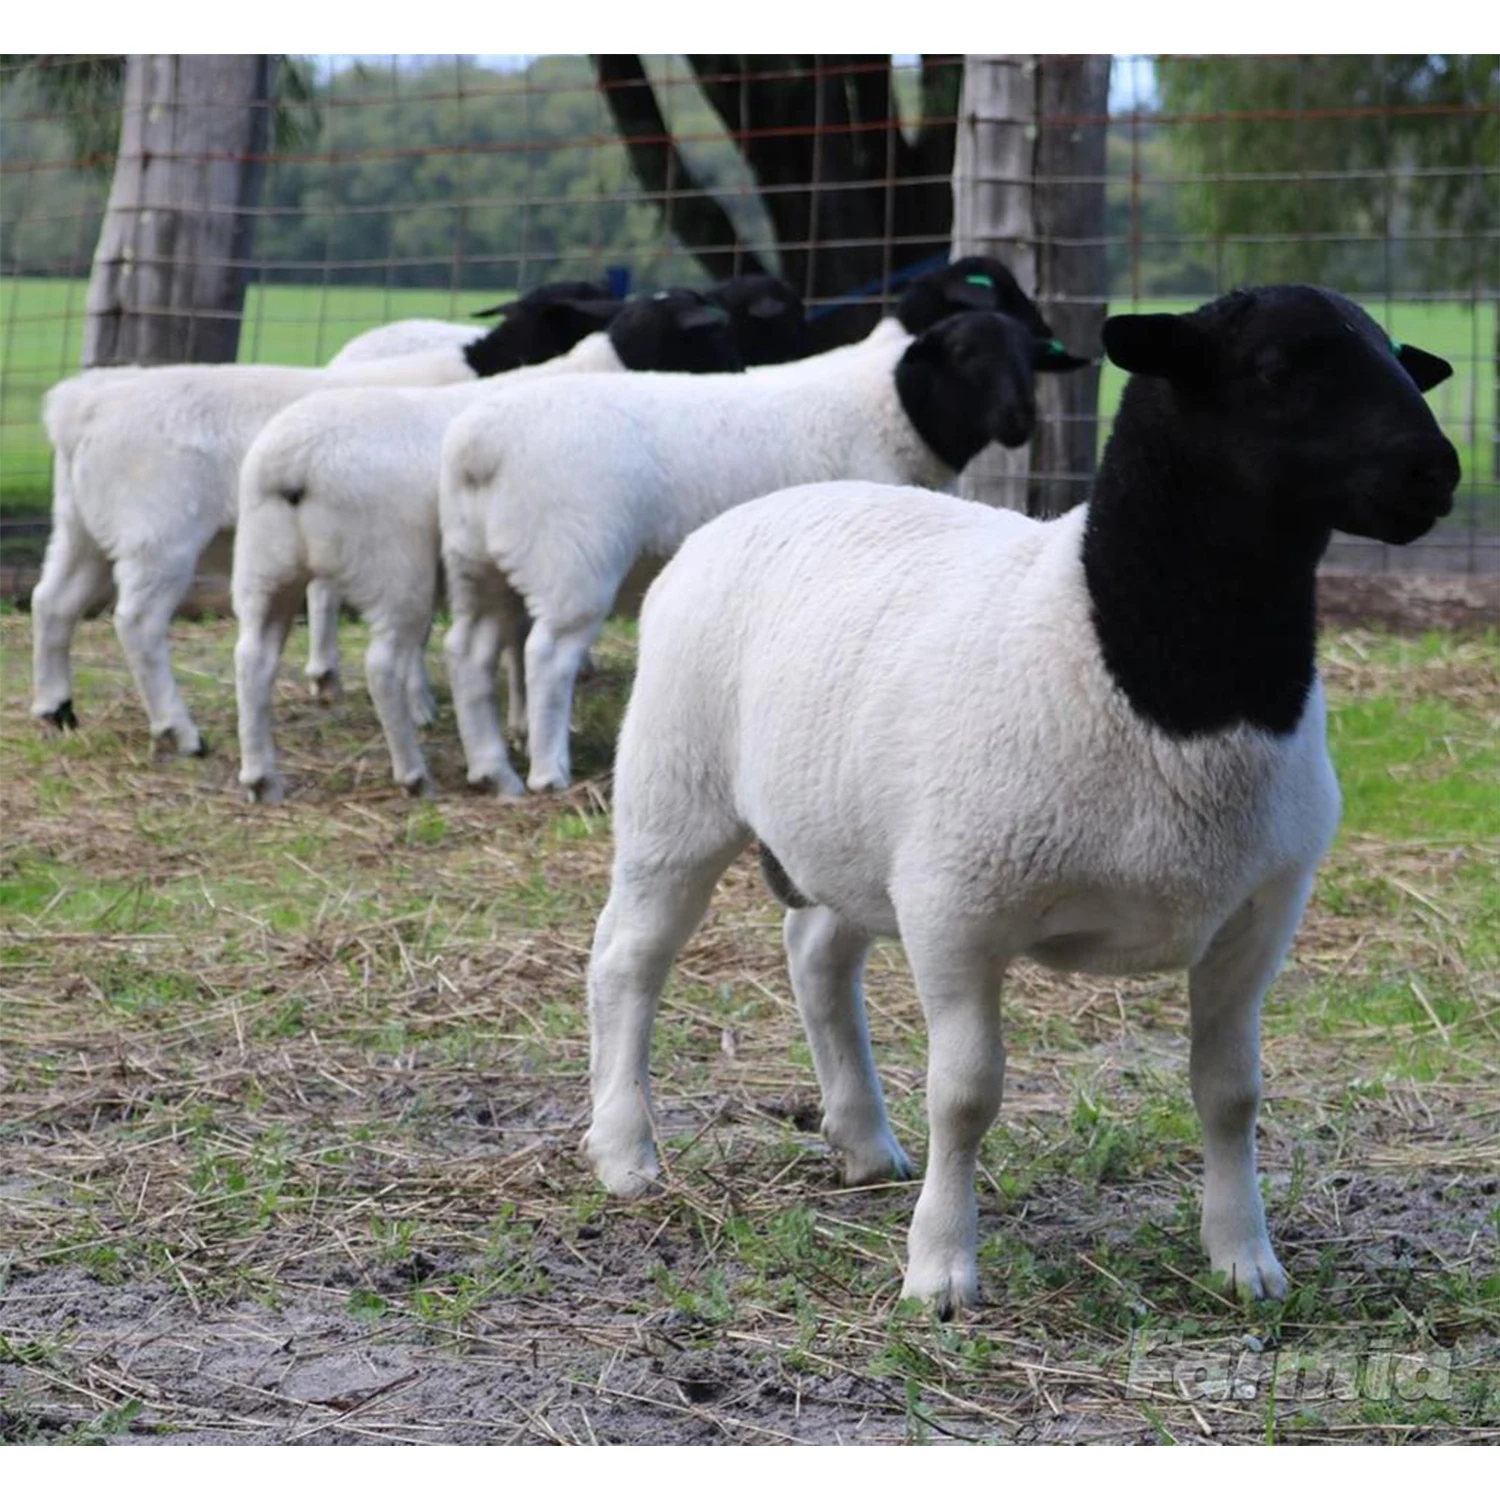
(1391, 339, 1404, 354)
(965, 275, 994, 288)
(1046, 339, 1065, 354)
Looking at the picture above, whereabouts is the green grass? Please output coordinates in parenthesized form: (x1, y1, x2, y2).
(2, 275, 1495, 518)
(0, 277, 514, 511)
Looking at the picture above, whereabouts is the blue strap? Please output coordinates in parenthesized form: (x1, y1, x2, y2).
(805, 252, 952, 321)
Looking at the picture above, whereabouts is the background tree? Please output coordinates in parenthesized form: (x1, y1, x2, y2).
(1157, 54, 1498, 472)
(2, 54, 317, 365)
(594, 54, 960, 339)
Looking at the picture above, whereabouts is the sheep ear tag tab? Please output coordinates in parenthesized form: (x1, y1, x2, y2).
(1033, 336, 1092, 374)
(965, 275, 994, 288)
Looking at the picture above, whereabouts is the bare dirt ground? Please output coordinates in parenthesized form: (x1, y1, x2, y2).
(1, 612, 1496, 1445)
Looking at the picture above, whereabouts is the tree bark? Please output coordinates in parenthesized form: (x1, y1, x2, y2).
(952, 54, 1111, 516)
(1030, 55, 1112, 518)
(83, 55, 276, 367)
(952, 55, 1037, 512)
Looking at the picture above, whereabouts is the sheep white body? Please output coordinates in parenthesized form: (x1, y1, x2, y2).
(328, 318, 483, 366)
(586, 481, 1341, 1311)
(438, 326, 953, 796)
(31, 346, 480, 754)
(231, 330, 633, 800)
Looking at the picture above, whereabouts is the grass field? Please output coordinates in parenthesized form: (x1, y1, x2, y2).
(0, 279, 512, 512)
(2, 275, 1496, 524)
(1, 610, 1496, 1443)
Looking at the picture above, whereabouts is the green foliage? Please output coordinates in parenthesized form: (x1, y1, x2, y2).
(1154, 55, 1499, 291)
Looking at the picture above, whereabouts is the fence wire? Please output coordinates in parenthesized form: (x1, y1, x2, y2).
(1, 53, 1495, 576)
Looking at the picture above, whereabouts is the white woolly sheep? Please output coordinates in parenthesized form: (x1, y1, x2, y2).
(438, 308, 1086, 796)
(232, 290, 742, 803)
(31, 342, 500, 756)
(582, 285, 1459, 1314)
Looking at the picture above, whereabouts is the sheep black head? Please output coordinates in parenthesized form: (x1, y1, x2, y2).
(608, 289, 745, 375)
(706, 275, 809, 365)
(897, 256, 1092, 374)
(896, 310, 1064, 471)
(1103, 285, 1460, 547)
(464, 281, 623, 376)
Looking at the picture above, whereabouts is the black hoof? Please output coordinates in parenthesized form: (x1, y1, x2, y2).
(48, 700, 78, 732)
(192, 735, 211, 759)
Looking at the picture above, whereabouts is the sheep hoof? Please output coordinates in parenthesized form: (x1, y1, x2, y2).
(1206, 1246, 1288, 1302)
(899, 1261, 978, 1319)
(467, 768, 527, 799)
(307, 669, 342, 704)
(153, 727, 205, 759)
(583, 1131, 662, 1198)
(837, 1133, 915, 1187)
(526, 770, 571, 795)
(37, 700, 78, 733)
(401, 771, 434, 799)
(243, 774, 285, 806)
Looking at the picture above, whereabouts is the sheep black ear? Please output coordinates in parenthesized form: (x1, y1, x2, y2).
(470, 302, 509, 319)
(1394, 341, 1452, 393)
(1103, 313, 1214, 381)
(1032, 338, 1092, 374)
(747, 294, 791, 321)
(947, 277, 996, 311)
(543, 297, 623, 325)
(676, 303, 732, 331)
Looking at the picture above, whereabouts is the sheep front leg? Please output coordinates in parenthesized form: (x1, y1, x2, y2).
(784, 904, 913, 1185)
(523, 613, 605, 793)
(1189, 871, 1314, 1300)
(112, 549, 208, 756)
(235, 590, 298, 803)
(303, 578, 344, 701)
(585, 844, 744, 1195)
(30, 516, 111, 730)
(442, 559, 524, 796)
(900, 929, 1007, 1316)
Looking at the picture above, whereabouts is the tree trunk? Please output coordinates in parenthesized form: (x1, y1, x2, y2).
(593, 55, 769, 282)
(952, 55, 1037, 512)
(83, 55, 276, 367)
(1030, 55, 1112, 518)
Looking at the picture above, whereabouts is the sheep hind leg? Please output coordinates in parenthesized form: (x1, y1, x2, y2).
(235, 587, 299, 803)
(111, 550, 207, 756)
(443, 559, 523, 796)
(303, 578, 344, 702)
(899, 925, 1008, 1316)
(30, 517, 111, 731)
(405, 617, 438, 729)
(585, 827, 749, 1197)
(500, 584, 531, 744)
(1189, 870, 1313, 1301)
(365, 621, 432, 797)
(523, 611, 605, 793)
(784, 904, 912, 1186)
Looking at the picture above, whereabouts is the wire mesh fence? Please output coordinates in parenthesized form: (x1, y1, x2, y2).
(2, 52, 1495, 575)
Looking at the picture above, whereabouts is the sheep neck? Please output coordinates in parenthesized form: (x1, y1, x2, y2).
(1080, 379, 1329, 739)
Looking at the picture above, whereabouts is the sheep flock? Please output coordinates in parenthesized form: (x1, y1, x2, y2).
(27, 262, 1460, 1311)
